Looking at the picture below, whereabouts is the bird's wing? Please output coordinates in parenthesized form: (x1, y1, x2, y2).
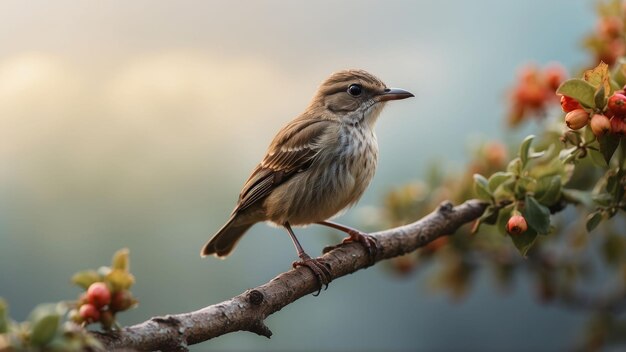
(234, 118, 333, 213)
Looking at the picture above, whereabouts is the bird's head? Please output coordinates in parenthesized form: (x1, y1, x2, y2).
(309, 69, 414, 127)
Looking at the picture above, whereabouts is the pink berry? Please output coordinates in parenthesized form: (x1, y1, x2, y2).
(79, 303, 100, 323)
(506, 215, 528, 236)
(564, 109, 589, 130)
(87, 282, 111, 308)
(590, 114, 611, 136)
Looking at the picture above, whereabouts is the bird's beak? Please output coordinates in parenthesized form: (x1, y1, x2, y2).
(376, 88, 415, 102)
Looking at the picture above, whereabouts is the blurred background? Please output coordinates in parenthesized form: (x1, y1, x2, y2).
(0, 0, 597, 350)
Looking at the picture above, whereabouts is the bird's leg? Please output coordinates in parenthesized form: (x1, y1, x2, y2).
(284, 222, 332, 295)
(317, 220, 379, 264)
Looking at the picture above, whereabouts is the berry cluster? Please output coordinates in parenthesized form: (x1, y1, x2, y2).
(562, 90, 626, 136)
(508, 64, 567, 126)
(69, 249, 137, 330)
(71, 282, 136, 329)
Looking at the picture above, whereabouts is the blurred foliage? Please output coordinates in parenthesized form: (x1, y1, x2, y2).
(373, 1, 626, 350)
(0, 249, 136, 351)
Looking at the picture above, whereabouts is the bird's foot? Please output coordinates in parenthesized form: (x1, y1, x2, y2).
(292, 254, 332, 296)
(323, 231, 379, 266)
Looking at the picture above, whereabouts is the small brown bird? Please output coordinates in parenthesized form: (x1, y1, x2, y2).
(201, 69, 413, 291)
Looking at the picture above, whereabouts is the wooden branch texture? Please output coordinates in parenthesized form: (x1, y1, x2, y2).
(94, 199, 488, 351)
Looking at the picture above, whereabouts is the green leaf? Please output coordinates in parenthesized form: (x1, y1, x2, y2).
(472, 206, 499, 234)
(112, 248, 130, 271)
(610, 78, 621, 92)
(598, 133, 620, 164)
(589, 148, 609, 168)
(592, 192, 613, 206)
(507, 158, 523, 176)
(612, 60, 626, 87)
(606, 169, 624, 194)
(519, 135, 535, 167)
(488, 172, 514, 192)
(535, 175, 562, 206)
(105, 269, 135, 291)
(473, 174, 492, 201)
(556, 78, 596, 108)
(583, 124, 595, 143)
(563, 131, 582, 146)
(522, 195, 551, 235)
(594, 84, 607, 109)
(584, 62, 611, 93)
(71, 270, 101, 290)
(480, 206, 499, 225)
(515, 176, 536, 200)
(559, 146, 578, 162)
(493, 179, 515, 203)
(562, 188, 593, 206)
(586, 210, 603, 232)
(29, 304, 62, 347)
(0, 298, 8, 333)
(510, 227, 538, 257)
(496, 203, 515, 236)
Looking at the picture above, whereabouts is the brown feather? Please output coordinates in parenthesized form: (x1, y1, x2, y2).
(234, 118, 334, 213)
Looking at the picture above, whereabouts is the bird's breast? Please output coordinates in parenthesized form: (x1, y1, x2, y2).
(262, 124, 379, 226)
(337, 125, 379, 204)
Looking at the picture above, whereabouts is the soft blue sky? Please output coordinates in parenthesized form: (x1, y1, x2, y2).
(0, 1, 596, 350)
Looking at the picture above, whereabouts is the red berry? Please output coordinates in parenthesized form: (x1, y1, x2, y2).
(560, 95, 582, 112)
(598, 16, 623, 39)
(608, 93, 626, 116)
(611, 116, 626, 135)
(590, 114, 611, 136)
(515, 84, 547, 109)
(79, 303, 100, 323)
(87, 282, 111, 308)
(544, 65, 566, 91)
(506, 214, 528, 235)
(110, 290, 135, 312)
(485, 142, 507, 167)
(564, 109, 589, 130)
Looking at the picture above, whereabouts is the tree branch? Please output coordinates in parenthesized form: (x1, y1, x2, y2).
(93, 199, 488, 351)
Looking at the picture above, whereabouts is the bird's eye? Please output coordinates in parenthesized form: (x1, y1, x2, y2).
(347, 84, 362, 97)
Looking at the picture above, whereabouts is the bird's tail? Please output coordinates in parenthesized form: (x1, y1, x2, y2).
(201, 215, 254, 258)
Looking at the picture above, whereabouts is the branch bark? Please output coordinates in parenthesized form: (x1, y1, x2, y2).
(93, 199, 488, 351)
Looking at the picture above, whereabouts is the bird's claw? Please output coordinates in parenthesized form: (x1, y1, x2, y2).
(323, 231, 379, 265)
(292, 254, 332, 296)
(350, 231, 380, 265)
(346, 232, 379, 263)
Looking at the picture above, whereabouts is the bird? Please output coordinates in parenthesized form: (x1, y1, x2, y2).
(201, 69, 413, 293)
